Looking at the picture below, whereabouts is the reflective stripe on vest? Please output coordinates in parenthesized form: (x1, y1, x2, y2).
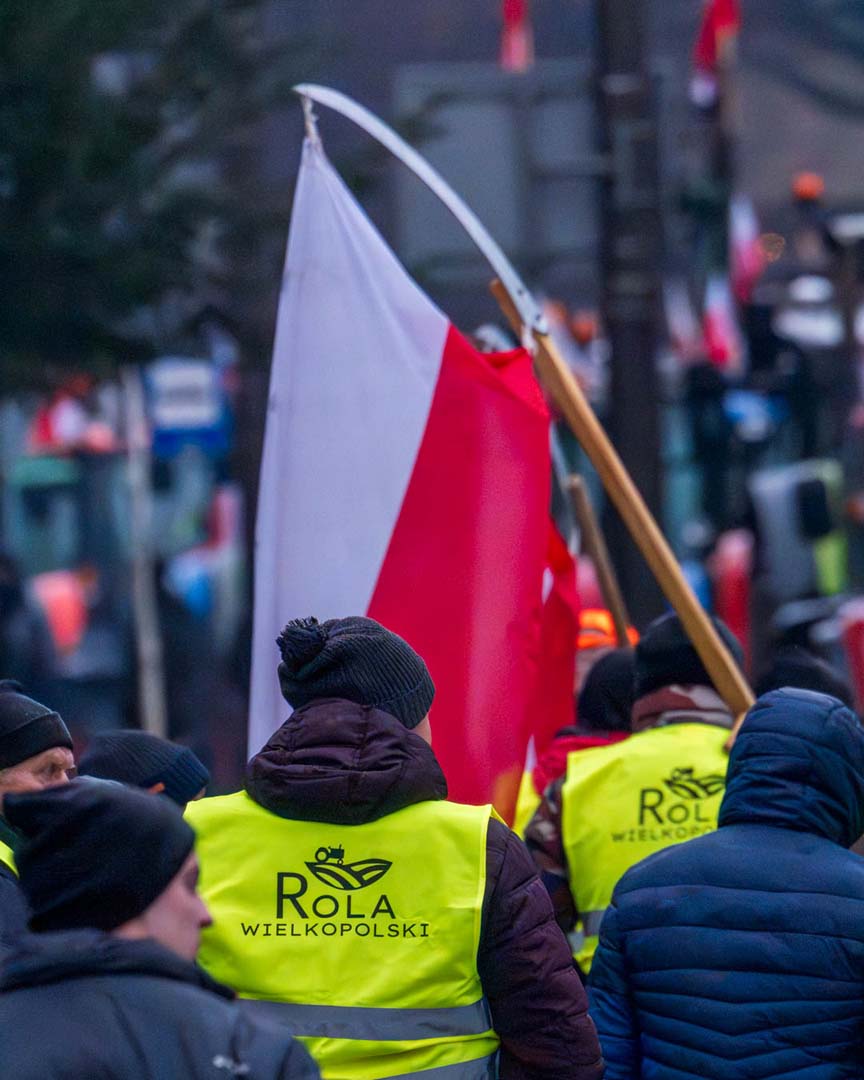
(0, 841, 15, 875)
(187, 793, 500, 1080)
(388, 1058, 497, 1079)
(240, 998, 491, 1041)
(561, 723, 729, 971)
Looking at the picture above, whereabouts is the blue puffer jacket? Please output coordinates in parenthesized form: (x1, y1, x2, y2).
(589, 688, 864, 1079)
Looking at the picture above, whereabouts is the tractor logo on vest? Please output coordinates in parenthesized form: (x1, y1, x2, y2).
(246, 845, 431, 941)
(306, 845, 392, 891)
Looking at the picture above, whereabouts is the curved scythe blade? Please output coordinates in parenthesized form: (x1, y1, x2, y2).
(293, 83, 548, 337)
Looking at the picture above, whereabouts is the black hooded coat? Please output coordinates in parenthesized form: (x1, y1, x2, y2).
(0, 930, 321, 1079)
(245, 698, 603, 1080)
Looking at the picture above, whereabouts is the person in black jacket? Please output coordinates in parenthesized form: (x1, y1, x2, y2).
(0, 680, 74, 960)
(0, 779, 319, 1080)
(79, 728, 210, 807)
(189, 615, 603, 1080)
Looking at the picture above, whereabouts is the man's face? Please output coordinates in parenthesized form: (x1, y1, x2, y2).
(138, 852, 212, 962)
(413, 714, 432, 746)
(0, 747, 75, 798)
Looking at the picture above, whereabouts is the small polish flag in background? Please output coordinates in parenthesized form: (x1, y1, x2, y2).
(703, 273, 744, 374)
(249, 137, 553, 816)
(500, 0, 534, 74)
(729, 193, 765, 304)
(690, 0, 741, 108)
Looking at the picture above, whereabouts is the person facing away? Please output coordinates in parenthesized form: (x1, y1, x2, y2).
(755, 644, 855, 708)
(525, 611, 742, 974)
(0, 553, 58, 698)
(187, 615, 604, 1080)
(589, 688, 864, 1079)
(513, 647, 635, 836)
(79, 728, 210, 808)
(0, 680, 74, 960)
(0, 778, 320, 1080)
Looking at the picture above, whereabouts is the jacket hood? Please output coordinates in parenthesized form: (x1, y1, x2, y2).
(719, 688, 864, 847)
(0, 929, 232, 998)
(245, 698, 447, 825)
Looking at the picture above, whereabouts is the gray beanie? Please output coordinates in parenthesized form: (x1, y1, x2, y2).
(276, 616, 435, 729)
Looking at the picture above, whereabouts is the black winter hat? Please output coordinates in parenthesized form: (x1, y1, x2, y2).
(0, 680, 72, 770)
(755, 646, 855, 709)
(277, 616, 435, 729)
(79, 730, 210, 807)
(635, 612, 744, 699)
(5, 777, 195, 933)
(578, 648, 636, 733)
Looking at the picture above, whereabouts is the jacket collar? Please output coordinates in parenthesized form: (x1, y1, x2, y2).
(245, 698, 447, 825)
(0, 929, 233, 998)
(631, 684, 734, 734)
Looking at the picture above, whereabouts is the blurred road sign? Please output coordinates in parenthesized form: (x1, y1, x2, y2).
(146, 358, 231, 459)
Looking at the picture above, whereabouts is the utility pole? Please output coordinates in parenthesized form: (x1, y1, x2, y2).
(122, 366, 168, 739)
(595, 0, 665, 624)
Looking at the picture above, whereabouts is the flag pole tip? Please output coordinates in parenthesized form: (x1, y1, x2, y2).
(301, 95, 322, 147)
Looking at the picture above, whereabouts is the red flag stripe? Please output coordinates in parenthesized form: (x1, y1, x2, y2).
(368, 328, 550, 814)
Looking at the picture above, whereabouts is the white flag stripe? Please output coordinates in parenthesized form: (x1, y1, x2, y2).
(249, 139, 449, 751)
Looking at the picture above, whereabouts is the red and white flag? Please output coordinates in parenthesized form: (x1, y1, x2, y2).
(729, 193, 765, 303)
(690, 0, 741, 108)
(693, 0, 741, 73)
(249, 139, 551, 813)
(500, 0, 534, 74)
(703, 272, 744, 373)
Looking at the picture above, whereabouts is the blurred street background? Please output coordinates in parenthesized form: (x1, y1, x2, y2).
(5, 0, 864, 786)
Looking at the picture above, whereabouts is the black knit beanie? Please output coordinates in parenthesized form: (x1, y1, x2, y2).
(755, 646, 855, 709)
(5, 777, 195, 933)
(277, 616, 435, 729)
(578, 648, 636, 733)
(635, 612, 744, 699)
(79, 731, 210, 807)
(0, 680, 72, 770)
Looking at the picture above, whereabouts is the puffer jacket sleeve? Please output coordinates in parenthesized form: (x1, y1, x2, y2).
(478, 818, 603, 1080)
(588, 898, 640, 1080)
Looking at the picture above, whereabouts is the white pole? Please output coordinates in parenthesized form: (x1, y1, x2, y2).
(122, 365, 168, 738)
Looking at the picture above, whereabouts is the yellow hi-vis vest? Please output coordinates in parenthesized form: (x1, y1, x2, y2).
(512, 770, 541, 838)
(0, 840, 15, 874)
(187, 792, 500, 1080)
(561, 722, 729, 971)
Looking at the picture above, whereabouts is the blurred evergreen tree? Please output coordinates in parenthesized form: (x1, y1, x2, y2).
(0, 0, 317, 389)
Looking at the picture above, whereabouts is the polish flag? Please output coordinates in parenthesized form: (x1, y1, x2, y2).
(691, 0, 741, 108)
(693, 0, 741, 73)
(249, 138, 551, 814)
(703, 273, 743, 373)
(729, 193, 765, 304)
(500, 0, 534, 74)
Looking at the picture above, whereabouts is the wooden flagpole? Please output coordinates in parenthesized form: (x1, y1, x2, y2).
(567, 475, 632, 647)
(490, 279, 754, 742)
